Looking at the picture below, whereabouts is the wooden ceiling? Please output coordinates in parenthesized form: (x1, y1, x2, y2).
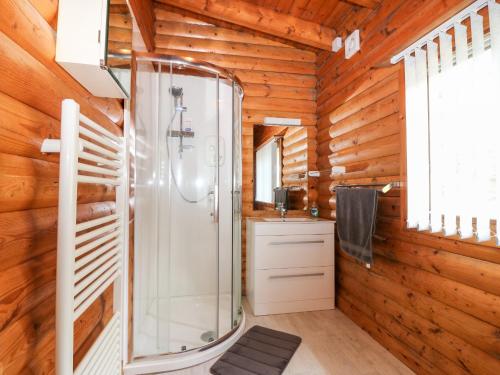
(146, 0, 381, 52)
(239, 0, 381, 29)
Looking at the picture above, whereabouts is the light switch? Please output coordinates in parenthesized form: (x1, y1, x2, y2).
(345, 30, 360, 59)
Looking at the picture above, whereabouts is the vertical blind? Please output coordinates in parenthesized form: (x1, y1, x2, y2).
(398, 0, 500, 243)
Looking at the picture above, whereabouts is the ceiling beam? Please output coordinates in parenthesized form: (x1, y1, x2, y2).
(341, 0, 381, 9)
(128, 0, 155, 51)
(156, 0, 336, 51)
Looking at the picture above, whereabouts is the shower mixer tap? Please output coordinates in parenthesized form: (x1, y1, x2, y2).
(170, 86, 189, 158)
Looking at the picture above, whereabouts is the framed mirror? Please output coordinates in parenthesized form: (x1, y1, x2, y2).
(253, 124, 309, 211)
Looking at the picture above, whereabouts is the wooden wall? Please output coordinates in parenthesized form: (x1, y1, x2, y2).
(153, 2, 318, 291)
(316, 0, 500, 374)
(0, 0, 124, 373)
(282, 126, 317, 210)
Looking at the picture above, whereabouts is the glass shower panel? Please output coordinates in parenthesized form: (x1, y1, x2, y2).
(133, 60, 160, 357)
(217, 79, 235, 337)
(133, 55, 243, 361)
(157, 64, 219, 353)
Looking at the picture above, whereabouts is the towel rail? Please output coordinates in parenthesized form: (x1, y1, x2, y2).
(334, 182, 399, 270)
(332, 181, 401, 194)
(41, 99, 127, 374)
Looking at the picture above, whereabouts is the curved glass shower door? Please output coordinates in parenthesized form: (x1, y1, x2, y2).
(133, 57, 243, 358)
(157, 64, 220, 354)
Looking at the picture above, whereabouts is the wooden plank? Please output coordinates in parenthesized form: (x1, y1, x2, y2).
(244, 97, 316, 113)
(318, 64, 400, 111)
(338, 268, 500, 375)
(376, 219, 500, 264)
(155, 35, 316, 62)
(329, 113, 400, 153)
(370, 253, 500, 327)
(339, 256, 500, 358)
(0, 202, 114, 273)
(155, 20, 294, 47)
(236, 70, 316, 88)
(343, 0, 382, 9)
(374, 237, 500, 296)
(242, 83, 316, 101)
(156, 0, 336, 50)
(328, 133, 400, 166)
(329, 93, 399, 138)
(154, 47, 316, 74)
(129, 0, 155, 51)
(109, 13, 133, 29)
(28, 0, 58, 27)
(338, 290, 466, 375)
(0, 0, 124, 128)
(154, 6, 214, 25)
(0, 153, 115, 212)
(337, 294, 441, 375)
(0, 91, 60, 163)
(328, 73, 399, 124)
(0, 31, 122, 135)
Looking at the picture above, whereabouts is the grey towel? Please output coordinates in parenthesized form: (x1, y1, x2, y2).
(336, 187, 378, 265)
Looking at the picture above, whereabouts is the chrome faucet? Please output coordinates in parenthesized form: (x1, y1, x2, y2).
(276, 202, 287, 219)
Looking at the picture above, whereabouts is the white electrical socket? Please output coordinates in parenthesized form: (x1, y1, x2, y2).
(345, 30, 360, 59)
(332, 37, 342, 52)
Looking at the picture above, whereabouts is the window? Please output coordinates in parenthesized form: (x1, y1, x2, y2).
(255, 138, 282, 203)
(399, 0, 500, 243)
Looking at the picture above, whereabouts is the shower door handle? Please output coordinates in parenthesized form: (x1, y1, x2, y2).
(213, 185, 219, 223)
(208, 188, 218, 222)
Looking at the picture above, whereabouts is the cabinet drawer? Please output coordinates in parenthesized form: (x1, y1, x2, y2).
(255, 234, 334, 269)
(255, 266, 334, 303)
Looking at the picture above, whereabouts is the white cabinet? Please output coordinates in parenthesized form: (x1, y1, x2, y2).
(246, 219, 335, 316)
(56, 0, 128, 98)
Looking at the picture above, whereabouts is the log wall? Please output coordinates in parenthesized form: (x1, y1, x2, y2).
(0, 0, 124, 373)
(316, 0, 500, 374)
(153, 3, 318, 291)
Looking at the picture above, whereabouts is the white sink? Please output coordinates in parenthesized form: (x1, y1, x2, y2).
(263, 218, 317, 222)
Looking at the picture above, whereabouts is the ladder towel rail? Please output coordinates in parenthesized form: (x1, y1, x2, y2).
(53, 99, 127, 374)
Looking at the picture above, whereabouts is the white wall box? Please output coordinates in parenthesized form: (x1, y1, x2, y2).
(56, 0, 128, 98)
(246, 219, 336, 316)
(345, 29, 361, 59)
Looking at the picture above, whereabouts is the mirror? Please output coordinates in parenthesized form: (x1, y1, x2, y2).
(107, 0, 133, 96)
(253, 124, 308, 211)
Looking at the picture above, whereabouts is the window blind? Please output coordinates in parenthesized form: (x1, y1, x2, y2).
(394, 0, 500, 243)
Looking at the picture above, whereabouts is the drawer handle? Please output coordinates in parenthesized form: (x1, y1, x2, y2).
(268, 240, 325, 246)
(269, 272, 325, 279)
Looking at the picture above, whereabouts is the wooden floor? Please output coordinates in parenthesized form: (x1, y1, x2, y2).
(166, 299, 413, 375)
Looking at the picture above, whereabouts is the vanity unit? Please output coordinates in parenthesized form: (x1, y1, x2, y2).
(246, 218, 335, 316)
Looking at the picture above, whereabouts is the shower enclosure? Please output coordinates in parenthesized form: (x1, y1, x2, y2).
(132, 54, 243, 364)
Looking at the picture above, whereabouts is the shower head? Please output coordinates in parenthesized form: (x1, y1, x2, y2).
(171, 86, 186, 112)
(170, 86, 183, 98)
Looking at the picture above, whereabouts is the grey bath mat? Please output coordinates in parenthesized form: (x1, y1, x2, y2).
(210, 325, 301, 375)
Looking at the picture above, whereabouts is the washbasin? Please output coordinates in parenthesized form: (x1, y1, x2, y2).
(263, 217, 317, 222)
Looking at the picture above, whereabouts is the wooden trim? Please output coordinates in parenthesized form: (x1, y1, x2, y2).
(128, 0, 155, 51)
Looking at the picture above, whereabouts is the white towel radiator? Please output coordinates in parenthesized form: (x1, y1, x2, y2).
(42, 99, 128, 374)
